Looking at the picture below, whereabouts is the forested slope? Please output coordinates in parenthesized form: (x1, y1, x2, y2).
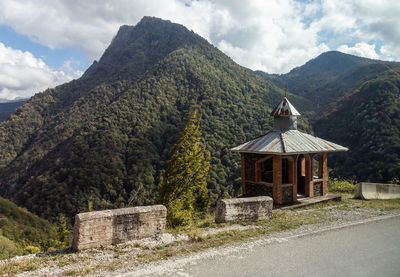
(255, 51, 400, 111)
(315, 67, 400, 182)
(0, 17, 311, 222)
(0, 196, 59, 259)
(255, 51, 400, 183)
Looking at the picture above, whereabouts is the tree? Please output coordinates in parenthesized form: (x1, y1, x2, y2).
(157, 110, 210, 227)
(57, 213, 70, 248)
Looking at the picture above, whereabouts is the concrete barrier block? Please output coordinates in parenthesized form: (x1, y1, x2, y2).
(215, 196, 273, 223)
(355, 183, 400, 200)
(72, 205, 166, 251)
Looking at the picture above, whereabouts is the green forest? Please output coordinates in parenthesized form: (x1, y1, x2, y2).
(0, 17, 312, 224)
(0, 16, 399, 242)
(261, 51, 400, 182)
(0, 196, 64, 259)
(315, 68, 400, 181)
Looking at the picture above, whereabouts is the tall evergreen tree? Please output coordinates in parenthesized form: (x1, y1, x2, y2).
(157, 110, 210, 227)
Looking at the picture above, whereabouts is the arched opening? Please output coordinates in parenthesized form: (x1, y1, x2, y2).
(312, 153, 324, 196)
(313, 154, 323, 179)
(297, 155, 306, 194)
(261, 157, 273, 183)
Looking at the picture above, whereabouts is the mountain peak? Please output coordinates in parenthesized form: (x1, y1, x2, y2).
(82, 17, 207, 81)
(288, 50, 375, 77)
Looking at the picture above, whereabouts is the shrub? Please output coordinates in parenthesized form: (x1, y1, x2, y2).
(0, 235, 17, 259)
(23, 245, 41, 254)
(327, 178, 358, 193)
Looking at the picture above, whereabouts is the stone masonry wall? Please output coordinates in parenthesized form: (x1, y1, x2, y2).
(215, 196, 273, 223)
(245, 182, 273, 198)
(282, 186, 293, 204)
(73, 205, 167, 251)
(313, 182, 323, 196)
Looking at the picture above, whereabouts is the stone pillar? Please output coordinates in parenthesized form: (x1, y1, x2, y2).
(241, 153, 246, 195)
(321, 153, 328, 195)
(273, 155, 282, 204)
(305, 154, 314, 197)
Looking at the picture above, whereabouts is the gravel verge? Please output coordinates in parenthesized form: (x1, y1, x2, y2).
(2, 199, 399, 277)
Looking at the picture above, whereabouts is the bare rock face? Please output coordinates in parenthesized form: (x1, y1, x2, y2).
(215, 196, 273, 223)
(72, 205, 167, 251)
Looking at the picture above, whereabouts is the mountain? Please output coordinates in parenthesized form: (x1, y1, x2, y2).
(0, 17, 311, 222)
(0, 196, 59, 259)
(255, 51, 400, 182)
(255, 51, 400, 111)
(0, 99, 27, 122)
(314, 67, 400, 182)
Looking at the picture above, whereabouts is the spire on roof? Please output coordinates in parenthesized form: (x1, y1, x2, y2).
(270, 96, 301, 117)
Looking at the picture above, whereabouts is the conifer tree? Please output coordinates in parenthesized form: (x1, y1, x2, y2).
(157, 110, 210, 227)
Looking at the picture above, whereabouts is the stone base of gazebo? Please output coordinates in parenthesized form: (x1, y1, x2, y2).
(277, 194, 341, 210)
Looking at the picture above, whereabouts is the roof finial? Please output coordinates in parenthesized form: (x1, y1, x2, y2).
(284, 86, 287, 98)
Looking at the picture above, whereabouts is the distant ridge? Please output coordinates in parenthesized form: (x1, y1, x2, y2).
(0, 99, 27, 121)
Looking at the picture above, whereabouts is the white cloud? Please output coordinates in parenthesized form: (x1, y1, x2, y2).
(0, 0, 331, 74)
(0, 42, 82, 99)
(337, 42, 379, 59)
(0, 0, 399, 91)
(315, 0, 400, 58)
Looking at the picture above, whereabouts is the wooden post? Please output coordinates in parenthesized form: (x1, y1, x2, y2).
(321, 153, 327, 195)
(305, 154, 314, 197)
(273, 155, 282, 204)
(241, 153, 246, 196)
(255, 159, 260, 182)
(292, 155, 298, 202)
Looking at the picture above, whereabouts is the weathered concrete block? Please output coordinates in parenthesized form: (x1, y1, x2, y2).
(215, 196, 273, 223)
(112, 206, 167, 244)
(355, 183, 400, 200)
(72, 205, 166, 251)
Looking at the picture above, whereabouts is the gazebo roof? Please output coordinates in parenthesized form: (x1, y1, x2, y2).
(231, 129, 348, 155)
(270, 97, 301, 116)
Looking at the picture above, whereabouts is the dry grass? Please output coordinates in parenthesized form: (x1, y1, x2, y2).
(0, 258, 40, 276)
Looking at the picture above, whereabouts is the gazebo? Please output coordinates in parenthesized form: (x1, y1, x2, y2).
(231, 96, 348, 204)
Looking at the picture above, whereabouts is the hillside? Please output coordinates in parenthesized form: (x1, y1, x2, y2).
(0, 17, 312, 222)
(0, 196, 59, 259)
(314, 67, 400, 182)
(255, 51, 400, 110)
(255, 51, 400, 183)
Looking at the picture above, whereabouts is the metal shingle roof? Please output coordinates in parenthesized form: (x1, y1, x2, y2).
(231, 130, 348, 154)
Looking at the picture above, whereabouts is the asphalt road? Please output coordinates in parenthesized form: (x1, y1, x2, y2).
(174, 216, 400, 277)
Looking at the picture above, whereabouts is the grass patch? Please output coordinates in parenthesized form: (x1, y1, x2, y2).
(0, 258, 40, 276)
(310, 193, 400, 212)
(167, 212, 221, 234)
(341, 198, 400, 211)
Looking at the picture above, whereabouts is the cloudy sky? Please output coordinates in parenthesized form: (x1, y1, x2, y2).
(0, 0, 399, 100)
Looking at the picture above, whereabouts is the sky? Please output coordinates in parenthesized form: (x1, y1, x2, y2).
(0, 0, 399, 100)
